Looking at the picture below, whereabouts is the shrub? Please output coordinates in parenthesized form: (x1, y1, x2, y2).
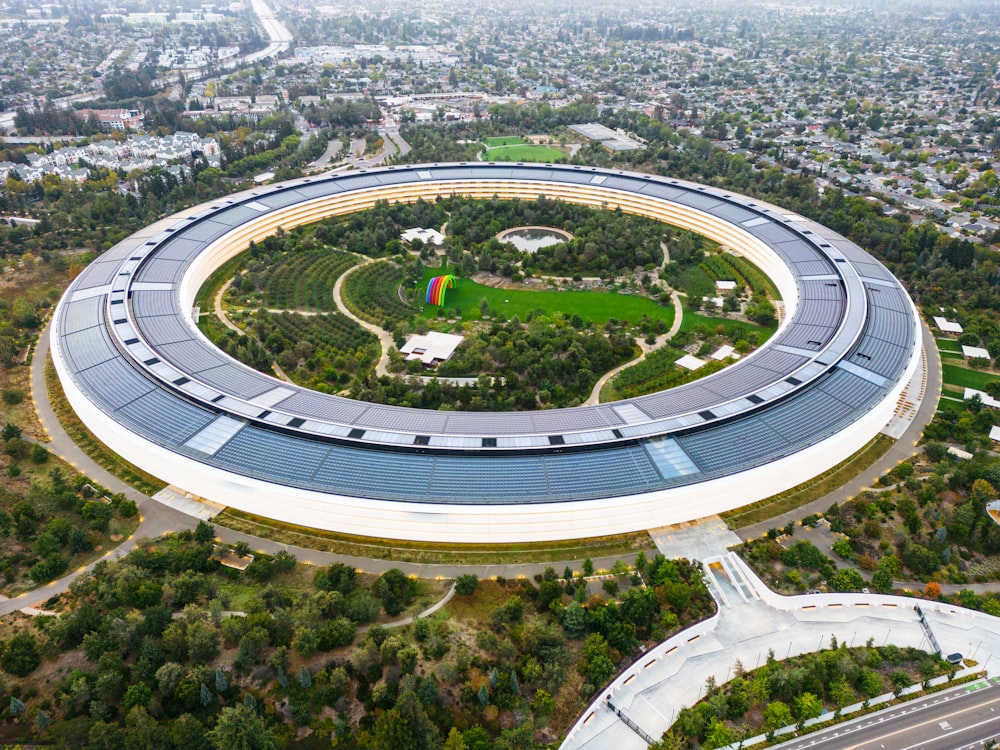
(455, 574, 478, 596)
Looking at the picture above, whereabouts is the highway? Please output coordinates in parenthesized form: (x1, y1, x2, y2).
(245, 0, 292, 62)
(772, 679, 1000, 750)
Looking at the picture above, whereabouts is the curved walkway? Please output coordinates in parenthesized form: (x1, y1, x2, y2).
(213, 278, 242, 333)
(583, 290, 684, 406)
(562, 551, 1000, 750)
(331, 256, 397, 376)
(213, 282, 293, 384)
(12, 302, 948, 618)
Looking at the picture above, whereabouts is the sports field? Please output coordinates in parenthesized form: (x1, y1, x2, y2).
(482, 136, 566, 163)
(420, 270, 675, 327)
(483, 136, 526, 147)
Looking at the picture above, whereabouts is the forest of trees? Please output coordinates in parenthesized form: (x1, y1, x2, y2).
(0, 529, 712, 748)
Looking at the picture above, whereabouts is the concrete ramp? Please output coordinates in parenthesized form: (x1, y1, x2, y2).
(151, 486, 224, 521)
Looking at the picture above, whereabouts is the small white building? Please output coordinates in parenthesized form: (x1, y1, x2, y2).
(965, 388, 1000, 409)
(401, 228, 445, 246)
(715, 280, 737, 292)
(400, 331, 463, 367)
(962, 345, 991, 360)
(711, 345, 740, 361)
(933, 316, 963, 334)
(675, 354, 706, 371)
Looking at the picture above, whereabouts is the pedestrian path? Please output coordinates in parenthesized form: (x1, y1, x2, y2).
(561, 551, 1000, 750)
(648, 516, 740, 561)
(152, 486, 224, 521)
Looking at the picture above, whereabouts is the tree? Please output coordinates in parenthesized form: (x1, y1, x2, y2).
(171, 714, 210, 750)
(704, 719, 735, 748)
(369, 690, 441, 750)
(375, 568, 417, 616)
(455, 574, 478, 596)
(399, 645, 419, 675)
(830, 567, 865, 592)
(206, 705, 278, 750)
(124, 706, 167, 750)
(890, 670, 912, 697)
(443, 727, 468, 750)
(793, 692, 823, 726)
(316, 562, 357, 594)
(763, 701, 793, 739)
(579, 634, 616, 688)
(88, 720, 124, 750)
(562, 601, 588, 638)
(1, 632, 40, 676)
(194, 521, 215, 544)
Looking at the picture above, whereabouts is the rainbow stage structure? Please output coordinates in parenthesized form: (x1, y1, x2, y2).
(425, 275, 456, 306)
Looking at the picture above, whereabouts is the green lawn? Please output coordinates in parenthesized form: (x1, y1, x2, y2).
(942, 363, 1000, 391)
(936, 338, 962, 352)
(483, 136, 526, 147)
(680, 311, 777, 342)
(419, 271, 675, 327)
(484, 144, 566, 163)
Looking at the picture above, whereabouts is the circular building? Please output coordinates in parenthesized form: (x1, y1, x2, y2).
(51, 164, 922, 542)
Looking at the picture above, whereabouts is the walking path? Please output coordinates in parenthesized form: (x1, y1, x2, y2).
(331, 256, 397, 376)
(213, 278, 241, 333)
(5, 321, 651, 619)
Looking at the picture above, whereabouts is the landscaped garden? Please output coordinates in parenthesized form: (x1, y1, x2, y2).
(205, 195, 780, 409)
(654, 643, 955, 749)
(3, 533, 714, 749)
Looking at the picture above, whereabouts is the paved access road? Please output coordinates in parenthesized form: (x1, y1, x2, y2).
(772, 678, 1000, 750)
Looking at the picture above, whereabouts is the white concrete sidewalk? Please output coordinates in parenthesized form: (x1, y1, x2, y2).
(561, 552, 1000, 750)
(151, 486, 224, 521)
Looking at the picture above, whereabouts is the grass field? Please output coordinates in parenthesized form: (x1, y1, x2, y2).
(419, 270, 675, 327)
(483, 136, 526, 147)
(942, 363, 1000, 390)
(680, 311, 778, 342)
(936, 338, 962, 352)
(484, 144, 566, 163)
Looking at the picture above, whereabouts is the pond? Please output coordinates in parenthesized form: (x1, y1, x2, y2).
(496, 225, 573, 253)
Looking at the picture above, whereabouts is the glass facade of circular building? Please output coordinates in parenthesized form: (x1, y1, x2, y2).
(51, 163, 921, 542)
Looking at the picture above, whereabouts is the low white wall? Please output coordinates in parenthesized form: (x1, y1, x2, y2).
(562, 608, 723, 747)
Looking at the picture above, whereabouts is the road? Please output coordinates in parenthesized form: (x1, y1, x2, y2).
(739, 318, 942, 540)
(244, 0, 293, 63)
(3, 0, 292, 138)
(11, 320, 649, 617)
(772, 679, 1000, 750)
(8, 323, 199, 617)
